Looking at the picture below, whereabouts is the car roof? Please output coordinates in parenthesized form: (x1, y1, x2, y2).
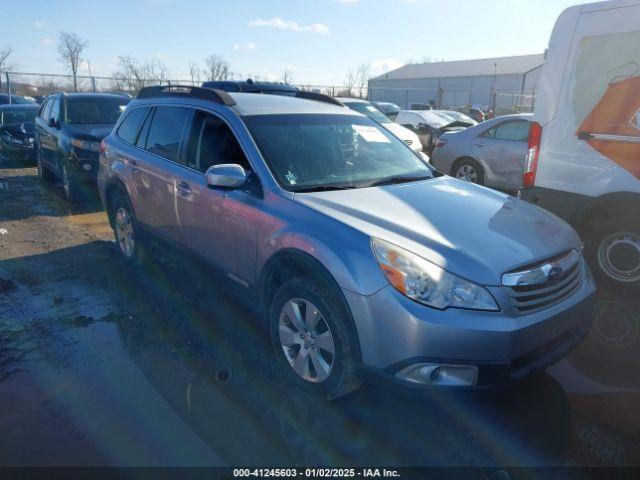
(131, 91, 358, 117)
(0, 104, 39, 110)
(60, 93, 130, 101)
(335, 97, 369, 104)
(202, 80, 298, 93)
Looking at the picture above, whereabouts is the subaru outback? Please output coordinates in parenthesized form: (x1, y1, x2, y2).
(98, 85, 595, 399)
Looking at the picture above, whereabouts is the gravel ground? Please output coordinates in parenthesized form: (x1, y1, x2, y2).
(1, 162, 640, 468)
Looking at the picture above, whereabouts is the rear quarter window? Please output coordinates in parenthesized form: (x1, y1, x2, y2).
(116, 107, 149, 145)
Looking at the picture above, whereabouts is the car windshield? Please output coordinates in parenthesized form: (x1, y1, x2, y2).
(343, 102, 390, 123)
(245, 114, 433, 192)
(65, 97, 129, 125)
(0, 95, 35, 105)
(437, 111, 477, 125)
(377, 103, 400, 115)
(1, 109, 37, 125)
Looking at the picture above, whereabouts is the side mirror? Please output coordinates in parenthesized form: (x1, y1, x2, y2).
(205, 163, 247, 188)
(47, 118, 58, 129)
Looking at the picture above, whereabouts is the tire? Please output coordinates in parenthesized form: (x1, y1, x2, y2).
(584, 216, 640, 289)
(36, 151, 54, 183)
(269, 276, 361, 399)
(110, 191, 145, 266)
(451, 157, 485, 185)
(61, 162, 82, 203)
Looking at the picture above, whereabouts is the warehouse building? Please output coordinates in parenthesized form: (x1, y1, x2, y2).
(368, 53, 544, 113)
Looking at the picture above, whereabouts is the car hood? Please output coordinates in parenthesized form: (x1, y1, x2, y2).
(294, 177, 579, 286)
(2, 122, 34, 137)
(381, 122, 422, 151)
(65, 124, 114, 140)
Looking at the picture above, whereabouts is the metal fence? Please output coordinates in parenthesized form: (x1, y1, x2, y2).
(0, 71, 367, 100)
(369, 85, 536, 114)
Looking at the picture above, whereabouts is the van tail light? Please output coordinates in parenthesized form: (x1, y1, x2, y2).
(523, 122, 542, 188)
(99, 140, 107, 155)
(435, 139, 447, 149)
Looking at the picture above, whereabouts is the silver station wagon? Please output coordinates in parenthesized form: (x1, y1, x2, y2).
(98, 86, 595, 399)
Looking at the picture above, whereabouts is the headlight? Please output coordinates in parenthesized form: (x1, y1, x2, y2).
(371, 238, 498, 311)
(71, 139, 100, 151)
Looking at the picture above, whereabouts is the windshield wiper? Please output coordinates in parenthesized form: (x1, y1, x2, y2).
(291, 184, 359, 193)
(367, 175, 432, 187)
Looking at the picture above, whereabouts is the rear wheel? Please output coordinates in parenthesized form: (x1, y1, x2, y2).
(110, 192, 145, 266)
(585, 217, 640, 288)
(452, 157, 484, 185)
(269, 276, 361, 399)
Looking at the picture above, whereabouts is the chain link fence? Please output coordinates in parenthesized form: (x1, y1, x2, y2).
(369, 86, 536, 115)
(1, 71, 367, 100)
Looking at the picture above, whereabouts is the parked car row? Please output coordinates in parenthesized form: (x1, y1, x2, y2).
(2, 0, 635, 402)
(35, 92, 130, 201)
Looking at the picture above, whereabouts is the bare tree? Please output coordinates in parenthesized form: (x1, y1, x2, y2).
(0, 45, 14, 91)
(282, 67, 293, 84)
(344, 69, 358, 97)
(204, 55, 230, 81)
(58, 32, 88, 92)
(188, 62, 201, 86)
(356, 64, 370, 99)
(147, 57, 168, 85)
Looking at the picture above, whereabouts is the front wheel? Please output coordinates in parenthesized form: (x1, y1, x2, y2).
(584, 217, 640, 289)
(36, 151, 54, 183)
(269, 277, 361, 399)
(61, 163, 81, 203)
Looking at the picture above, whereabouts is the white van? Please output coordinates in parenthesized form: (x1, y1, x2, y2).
(520, 0, 640, 287)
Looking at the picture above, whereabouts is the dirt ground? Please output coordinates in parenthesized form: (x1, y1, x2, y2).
(1, 162, 640, 468)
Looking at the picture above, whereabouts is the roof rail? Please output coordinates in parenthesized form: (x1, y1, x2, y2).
(137, 85, 236, 106)
(295, 91, 344, 107)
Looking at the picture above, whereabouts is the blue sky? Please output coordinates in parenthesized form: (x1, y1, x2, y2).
(3, 0, 581, 84)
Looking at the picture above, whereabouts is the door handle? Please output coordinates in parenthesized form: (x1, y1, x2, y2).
(475, 142, 486, 147)
(175, 181, 192, 197)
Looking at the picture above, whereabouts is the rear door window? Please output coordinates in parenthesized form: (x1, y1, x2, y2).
(143, 106, 190, 162)
(493, 121, 530, 142)
(116, 107, 149, 145)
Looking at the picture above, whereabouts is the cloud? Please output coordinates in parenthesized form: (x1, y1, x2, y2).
(233, 42, 256, 51)
(248, 17, 329, 34)
(371, 58, 404, 73)
(33, 20, 47, 29)
(40, 37, 53, 45)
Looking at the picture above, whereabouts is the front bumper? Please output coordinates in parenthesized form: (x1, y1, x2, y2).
(344, 272, 595, 389)
(0, 143, 35, 162)
(67, 155, 99, 181)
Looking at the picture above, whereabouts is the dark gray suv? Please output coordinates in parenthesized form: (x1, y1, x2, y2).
(98, 86, 595, 399)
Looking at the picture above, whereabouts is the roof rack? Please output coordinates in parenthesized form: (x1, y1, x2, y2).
(295, 91, 344, 107)
(137, 85, 236, 106)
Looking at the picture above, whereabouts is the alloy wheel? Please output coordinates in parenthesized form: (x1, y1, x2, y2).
(278, 298, 335, 383)
(455, 164, 478, 183)
(597, 231, 640, 283)
(115, 207, 135, 259)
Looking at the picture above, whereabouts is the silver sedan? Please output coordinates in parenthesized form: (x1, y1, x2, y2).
(431, 113, 532, 191)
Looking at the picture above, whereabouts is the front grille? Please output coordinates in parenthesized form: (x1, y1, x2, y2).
(503, 250, 584, 315)
(404, 139, 413, 146)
